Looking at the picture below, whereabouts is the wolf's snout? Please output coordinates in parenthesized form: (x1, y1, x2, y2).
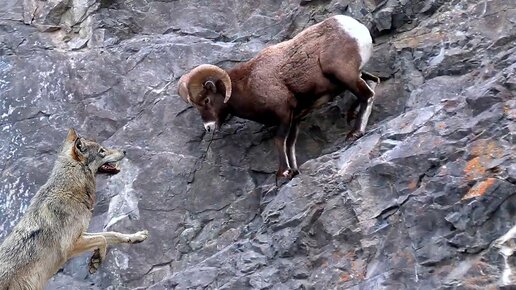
(122, 149, 127, 156)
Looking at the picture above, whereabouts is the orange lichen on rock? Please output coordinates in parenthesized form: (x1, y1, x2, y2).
(435, 121, 446, 129)
(350, 259, 366, 280)
(335, 251, 366, 283)
(503, 104, 510, 113)
(407, 179, 419, 190)
(393, 30, 444, 49)
(464, 139, 505, 181)
(503, 104, 516, 119)
(470, 140, 504, 159)
(464, 157, 486, 180)
(339, 272, 351, 282)
(462, 178, 496, 200)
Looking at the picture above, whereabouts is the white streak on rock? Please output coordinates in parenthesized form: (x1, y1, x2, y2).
(104, 160, 141, 230)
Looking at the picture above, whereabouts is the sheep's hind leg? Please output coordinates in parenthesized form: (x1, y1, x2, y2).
(347, 78, 377, 140)
(347, 72, 379, 125)
(347, 99, 360, 125)
(361, 71, 381, 83)
(323, 60, 377, 140)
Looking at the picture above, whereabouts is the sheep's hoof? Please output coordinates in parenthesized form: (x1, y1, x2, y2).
(281, 169, 297, 179)
(346, 131, 363, 141)
(275, 169, 298, 186)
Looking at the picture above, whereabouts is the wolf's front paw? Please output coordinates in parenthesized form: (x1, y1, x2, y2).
(128, 230, 149, 244)
(88, 249, 103, 274)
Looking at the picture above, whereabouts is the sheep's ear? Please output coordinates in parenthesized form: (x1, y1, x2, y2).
(217, 80, 231, 103)
(204, 80, 217, 93)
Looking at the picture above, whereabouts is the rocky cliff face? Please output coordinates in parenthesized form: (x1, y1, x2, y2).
(0, 0, 515, 289)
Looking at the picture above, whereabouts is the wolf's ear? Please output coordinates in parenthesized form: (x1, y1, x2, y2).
(65, 128, 78, 143)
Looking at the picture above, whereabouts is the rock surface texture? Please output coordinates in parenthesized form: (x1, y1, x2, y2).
(1, 0, 515, 289)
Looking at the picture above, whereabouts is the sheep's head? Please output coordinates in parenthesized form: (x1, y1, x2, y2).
(178, 64, 232, 132)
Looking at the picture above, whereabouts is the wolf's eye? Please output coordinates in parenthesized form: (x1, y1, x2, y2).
(98, 148, 106, 157)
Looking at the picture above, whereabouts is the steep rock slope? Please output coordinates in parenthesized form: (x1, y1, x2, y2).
(0, 0, 514, 289)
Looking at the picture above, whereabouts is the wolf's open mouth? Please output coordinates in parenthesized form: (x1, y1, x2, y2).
(98, 162, 121, 174)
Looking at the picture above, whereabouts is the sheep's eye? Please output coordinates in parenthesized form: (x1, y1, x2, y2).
(204, 98, 210, 105)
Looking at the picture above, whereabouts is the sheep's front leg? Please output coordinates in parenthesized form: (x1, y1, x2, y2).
(275, 121, 293, 182)
(358, 89, 375, 133)
(286, 121, 300, 177)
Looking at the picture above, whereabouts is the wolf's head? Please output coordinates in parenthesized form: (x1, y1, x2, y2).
(61, 128, 126, 174)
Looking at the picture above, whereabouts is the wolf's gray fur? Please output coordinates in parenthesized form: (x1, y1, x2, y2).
(0, 128, 148, 290)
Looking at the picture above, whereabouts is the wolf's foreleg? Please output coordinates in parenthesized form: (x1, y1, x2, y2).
(83, 230, 148, 244)
(83, 230, 148, 273)
(70, 235, 108, 256)
(72, 231, 148, 273)
(70, 235, 108, 273)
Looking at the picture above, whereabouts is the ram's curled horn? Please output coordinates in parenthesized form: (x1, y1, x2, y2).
(177, 75, 191, 103)
(186, 64, 232, 103)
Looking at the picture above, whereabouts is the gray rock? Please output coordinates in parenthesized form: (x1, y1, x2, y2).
(0, 0, 514, 289)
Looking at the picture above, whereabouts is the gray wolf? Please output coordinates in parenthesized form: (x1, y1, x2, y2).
(0, 128, 148, 290)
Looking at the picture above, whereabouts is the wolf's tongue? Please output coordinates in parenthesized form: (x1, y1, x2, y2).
(99, 162, 120, 174)
(101, 163, 115, 170)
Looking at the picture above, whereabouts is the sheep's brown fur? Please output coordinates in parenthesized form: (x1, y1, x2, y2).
(178, 15, 380, 181)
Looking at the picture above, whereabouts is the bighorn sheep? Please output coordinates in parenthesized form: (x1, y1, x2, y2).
(178, 15, 380, 180)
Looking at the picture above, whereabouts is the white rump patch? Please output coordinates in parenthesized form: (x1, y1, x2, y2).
(333, 15, 373, 68)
